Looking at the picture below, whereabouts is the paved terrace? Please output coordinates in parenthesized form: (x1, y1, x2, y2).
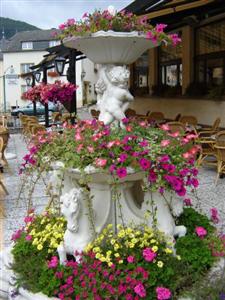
(0, 108, 225, 249)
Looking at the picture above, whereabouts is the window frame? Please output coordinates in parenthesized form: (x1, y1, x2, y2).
(21, 41, 33, 50)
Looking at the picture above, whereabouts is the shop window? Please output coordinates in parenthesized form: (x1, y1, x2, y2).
(133, 50, 149, 95)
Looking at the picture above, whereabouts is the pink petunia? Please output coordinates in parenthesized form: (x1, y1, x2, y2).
(134, 283, 146, 298)
(143, 247, 157, 262)
(127, 256, 135, 263)
(195, 226, 207, 238)
(116, 167, 127, 178)
(156, 287, 171, 300)
(161, 140, 170, 147)
(95, 158, 107, 167)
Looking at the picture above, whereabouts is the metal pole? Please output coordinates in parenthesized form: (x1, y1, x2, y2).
(31, 74, 37, 116)
(68, 50, 76, 123)
(3, 75, 6, 113)
(42, 67, 49, 127)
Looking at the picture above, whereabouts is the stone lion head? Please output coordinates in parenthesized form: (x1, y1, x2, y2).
(60, 188, 84, 232)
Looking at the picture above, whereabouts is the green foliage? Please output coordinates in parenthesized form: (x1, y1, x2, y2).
(176, 207, 215, 235)
(0, 17, 39, 39)
(176, 235, 215, 279)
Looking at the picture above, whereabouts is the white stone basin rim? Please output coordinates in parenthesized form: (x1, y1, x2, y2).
(65, 168, 144, 184)
(63, 31, 159, 64)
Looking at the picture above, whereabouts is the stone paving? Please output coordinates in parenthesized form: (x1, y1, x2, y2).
(1, 108, 225, 248)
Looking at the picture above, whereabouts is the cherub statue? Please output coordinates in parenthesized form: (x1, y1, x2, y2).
(95, 65, 134, 128)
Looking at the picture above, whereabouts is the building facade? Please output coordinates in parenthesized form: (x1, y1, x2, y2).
(126, 0, 225, 126)
(127, 0, 225, 97)
(2, 29, 97, 111)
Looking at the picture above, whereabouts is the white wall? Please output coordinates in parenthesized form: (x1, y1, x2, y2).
(3, 51, 47, 109)
(0, 60, 3, 110)
(82, 58, 98, 104)
(131, 97, 225, 127)
(3, 51, 84, 111)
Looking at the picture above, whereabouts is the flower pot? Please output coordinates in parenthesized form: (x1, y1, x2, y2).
(64, 30, 157, 65)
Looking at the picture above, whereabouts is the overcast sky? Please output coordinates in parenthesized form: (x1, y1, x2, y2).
(0, 0, 132, 29)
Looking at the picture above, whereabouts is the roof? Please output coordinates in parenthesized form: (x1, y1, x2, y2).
(125, 0, 225, 30)
(4, 29, 60, 52)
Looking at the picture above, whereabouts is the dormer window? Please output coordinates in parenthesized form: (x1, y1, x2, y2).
(49, 40, 60, 47)
(22, 42, 33, 50)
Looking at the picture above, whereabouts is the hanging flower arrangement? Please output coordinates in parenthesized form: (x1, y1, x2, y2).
(22, 84, 43, 101)
(21, 81, 77, 104)
(40, 80, 77, 104)
(58, 9, 181, 46)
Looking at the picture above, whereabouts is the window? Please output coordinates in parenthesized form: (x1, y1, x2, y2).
(195, 20, 225, 87)
(159, 32, 182, 90)
(132, 50, 149, 95)
(196, 20, 225, 55)
(22, 42, 33, 50)
(21, 63, 34, 74)
(49, 40, 60, 47)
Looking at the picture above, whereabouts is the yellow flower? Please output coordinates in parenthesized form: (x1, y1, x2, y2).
(131, 238, 138, 244)
(157, 261, 164, 268)
(108, 262, 113, 267)
(150, 239, 156, 244)
(93, 247, 100, 253)
(32, 238, 38, 245)
(176, 255, 181, 260)
(114, 253, 120, 258)
(165, 248, 173, 254)
(37, 244, 43, 251)
(118, 230, 125, 238)
(114, 244, 120, 250)
(110, 239, 116, 245)
(128, 242, 135, 248)
(118, 260, 123, 264)
(152, 246, 158, 252)
(106, 251, 112, 257)
(95, 253, 101, 259)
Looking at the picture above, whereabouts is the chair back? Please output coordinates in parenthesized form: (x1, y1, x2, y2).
(216, 131, 225, 147)
(148, 111, 165, 120)
(179, 115, 198, 126)
(212, 118, 221, 131)
(31, 124, 46, 135)
(167, 122, 185, 134)
(125, 108, 136, 117)
(174, 113, 181, 121)
(215, 131, 225, 162)
(90, 109, 100, 119)
(52, 112, 62, 123)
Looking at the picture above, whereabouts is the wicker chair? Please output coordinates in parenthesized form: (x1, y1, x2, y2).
(148, 111, 165, 121)
(31, 124, 46, 135)
(52, 112, 62, 123)
(0, 128, 10, 166)
(90, 109, 100, 119)
(214, 131, 225, 184)
(198, 118, 221, 137)
(0, 136, 8, 195)
(167, 121, 185, 134)
(125, 108, 136, 118)
(179, 115, 198, 126)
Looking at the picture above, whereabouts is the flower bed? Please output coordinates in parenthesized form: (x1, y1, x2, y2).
(11, 207, 224, 300)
